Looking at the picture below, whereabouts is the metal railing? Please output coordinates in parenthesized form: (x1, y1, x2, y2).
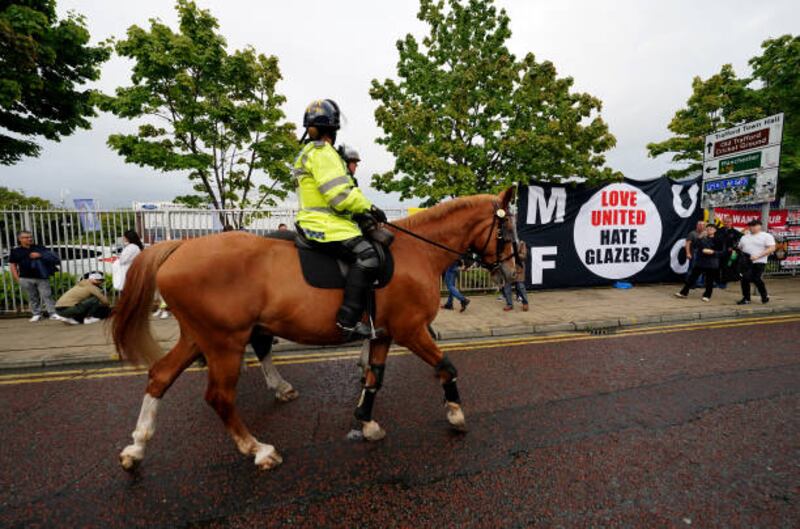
(1, 207, 496, 315)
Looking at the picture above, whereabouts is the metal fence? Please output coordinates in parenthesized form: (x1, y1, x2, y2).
(0, 207, 496, 315)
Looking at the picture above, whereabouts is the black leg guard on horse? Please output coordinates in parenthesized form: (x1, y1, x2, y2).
(250, 329, 274, 362)
(354, 363, 385, 422)
(435, 356, 461, 404)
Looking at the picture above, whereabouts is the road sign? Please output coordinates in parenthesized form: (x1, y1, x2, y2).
(702, 113, 783, 208)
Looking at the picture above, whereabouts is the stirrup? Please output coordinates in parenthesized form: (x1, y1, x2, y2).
(337, 321, 373, 341)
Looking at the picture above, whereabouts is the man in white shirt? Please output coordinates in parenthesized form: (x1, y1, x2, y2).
(737, 219, 776, 304)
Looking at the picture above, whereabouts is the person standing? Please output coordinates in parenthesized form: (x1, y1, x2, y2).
(675, 224, 724, 302)
(737, 219, 776, 305)
(502, 242, 529, 312)
(113, 229, 143, 291)
(684, 220, 706, 287)
(55, 272, 111, 324)
(717, 216, 742, 285)
(441, 258, 470, 312)
(9, 231, 65, 322)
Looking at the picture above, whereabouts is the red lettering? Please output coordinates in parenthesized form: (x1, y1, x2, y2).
(591, 210, 601, 226)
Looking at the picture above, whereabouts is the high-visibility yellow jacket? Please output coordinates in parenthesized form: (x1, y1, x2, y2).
(294, 140, 372, 242)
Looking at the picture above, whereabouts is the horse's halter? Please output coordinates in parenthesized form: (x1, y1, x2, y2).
(469, 201, 520, 274)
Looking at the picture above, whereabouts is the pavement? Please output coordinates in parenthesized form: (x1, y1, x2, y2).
(1, 277, 799, 370)
(1, 315, 798, 528)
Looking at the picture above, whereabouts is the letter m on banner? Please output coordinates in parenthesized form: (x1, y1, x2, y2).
(527, 186, 566, 224)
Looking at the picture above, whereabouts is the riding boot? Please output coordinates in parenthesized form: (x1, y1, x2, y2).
(336, 265, 374, 340)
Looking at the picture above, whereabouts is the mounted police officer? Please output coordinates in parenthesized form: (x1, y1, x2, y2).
(337, 144, 360, 182)
(294, 99, 387, 340)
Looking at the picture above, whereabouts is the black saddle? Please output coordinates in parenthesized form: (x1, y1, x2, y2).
(263, 230, 394, 289)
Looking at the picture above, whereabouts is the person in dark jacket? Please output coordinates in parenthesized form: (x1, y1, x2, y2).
(675, 224, 725, 302)
(717, 216, 743, 284)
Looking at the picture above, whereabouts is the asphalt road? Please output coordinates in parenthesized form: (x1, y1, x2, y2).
(1, 315, 799, 529)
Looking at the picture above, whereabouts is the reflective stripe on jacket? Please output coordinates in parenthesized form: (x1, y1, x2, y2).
(294, 141, 372, 242)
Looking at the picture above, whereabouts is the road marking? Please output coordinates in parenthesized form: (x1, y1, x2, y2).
(1, 314, 797, 386)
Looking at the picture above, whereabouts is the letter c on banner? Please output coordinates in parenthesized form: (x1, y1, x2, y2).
(671, 183, 699, 218)
(670, 238, 689, 274)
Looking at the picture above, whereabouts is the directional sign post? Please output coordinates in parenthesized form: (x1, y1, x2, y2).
(701, 113, 784, 218)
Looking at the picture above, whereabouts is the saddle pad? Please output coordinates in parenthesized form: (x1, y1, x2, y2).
(297, 245, 394, 290)
(262, 229, 394, 290)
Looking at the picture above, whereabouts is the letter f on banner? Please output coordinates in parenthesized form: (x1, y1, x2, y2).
(529, 246, 558, 285)
(527, 186, 566, 224)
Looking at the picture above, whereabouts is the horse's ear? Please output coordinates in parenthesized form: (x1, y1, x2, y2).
(498, 186, 516, 210)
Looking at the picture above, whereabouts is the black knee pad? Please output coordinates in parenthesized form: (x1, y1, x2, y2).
(435, 356, 458, 381)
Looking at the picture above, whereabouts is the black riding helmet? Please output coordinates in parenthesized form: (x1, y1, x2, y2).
(303, 99, 341, 130)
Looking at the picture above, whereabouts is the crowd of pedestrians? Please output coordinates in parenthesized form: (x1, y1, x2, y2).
(676, 217, 776, 305)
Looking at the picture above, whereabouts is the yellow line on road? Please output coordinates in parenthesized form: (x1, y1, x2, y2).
(1, 314, 797, 386)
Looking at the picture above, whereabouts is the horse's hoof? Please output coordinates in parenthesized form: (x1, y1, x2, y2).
(446, 402, 467, 432)
(275, 384, 299, 402)
(255, 444, 283, 470)
(119, 446, 142, 471)
(362, 420, 386, 441)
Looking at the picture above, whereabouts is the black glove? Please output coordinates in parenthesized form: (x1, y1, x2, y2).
(370, 205, 387, 224)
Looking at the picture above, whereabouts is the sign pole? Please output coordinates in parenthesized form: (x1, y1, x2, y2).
(761, 202, 770, 230)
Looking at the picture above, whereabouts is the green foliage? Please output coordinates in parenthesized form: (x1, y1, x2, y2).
(370, 0, 619, 205)
(0, 186, 52, 208)
(0, 0, 110, 165)
(648, 35, 800, 195)
(172, 194, 209, 208)
(100, 0, 298, 221)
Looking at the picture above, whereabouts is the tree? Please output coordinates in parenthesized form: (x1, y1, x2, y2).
(646, 65, 763, 180)
(369, 0, 619, 205)
(648, 35, 800, 195)
(0, 0, 109, 165)
(0, 186, 52, 208)
(100, 0, 297, 221)
(750, 35, 800, 196)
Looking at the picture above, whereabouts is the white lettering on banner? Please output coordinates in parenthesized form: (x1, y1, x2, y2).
(573, 183, 662, 280)
(671, 183, 699, 218)
(527, 186, 566, 224)
(528, 246, 558, 284)
(670, 239, 689, 274)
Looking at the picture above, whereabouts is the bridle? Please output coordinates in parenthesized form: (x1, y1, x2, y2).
(383, 201, 520, 274)
(467, 201, 520, 274)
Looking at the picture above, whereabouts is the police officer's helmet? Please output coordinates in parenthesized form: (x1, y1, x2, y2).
(303, 99, 341, 130)
(337, 144, 360, 162)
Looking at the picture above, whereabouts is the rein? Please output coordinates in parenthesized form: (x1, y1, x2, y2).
(382, 201, 520, 272)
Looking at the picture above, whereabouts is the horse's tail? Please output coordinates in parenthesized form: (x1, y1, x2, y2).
(112, 240, 183, 366)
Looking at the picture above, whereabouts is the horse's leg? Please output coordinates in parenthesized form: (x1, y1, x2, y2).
(120, 335, 198, 470)
(400, 327, 466, 431)
(204, 341, 282, 470)
(354, 336, 392, 441)
(251, 330, 298, 402)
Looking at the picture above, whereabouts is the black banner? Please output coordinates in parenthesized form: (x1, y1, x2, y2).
(516, 177, 703, 289)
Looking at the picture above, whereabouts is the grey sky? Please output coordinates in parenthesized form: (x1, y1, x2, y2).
(1, 0, 798, 208)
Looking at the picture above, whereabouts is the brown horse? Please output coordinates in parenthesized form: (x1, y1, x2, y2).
(113, 189, 517, 471)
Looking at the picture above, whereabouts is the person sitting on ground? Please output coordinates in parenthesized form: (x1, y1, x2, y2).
(675, 223, 725, 302)
(736, 219, 776, 305)
(442, 258, 470, 312)
(55, 272, 111, 324)
(502, 241, 529, 312)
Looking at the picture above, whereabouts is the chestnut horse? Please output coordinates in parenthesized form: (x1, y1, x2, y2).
(112, 189, 517, 471)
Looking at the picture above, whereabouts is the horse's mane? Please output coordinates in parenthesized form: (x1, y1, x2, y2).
(395, 194, 495, 230)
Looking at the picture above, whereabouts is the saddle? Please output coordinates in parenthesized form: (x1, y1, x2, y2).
(263, 229, 394, 290)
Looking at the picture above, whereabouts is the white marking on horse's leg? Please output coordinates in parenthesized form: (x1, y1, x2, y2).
(445, 402, 467, 431)
(361, 420, 386, 441)
(120, 394, 160, 470)
(259, 354, 298, 402)
(232, 434, 283, 470)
